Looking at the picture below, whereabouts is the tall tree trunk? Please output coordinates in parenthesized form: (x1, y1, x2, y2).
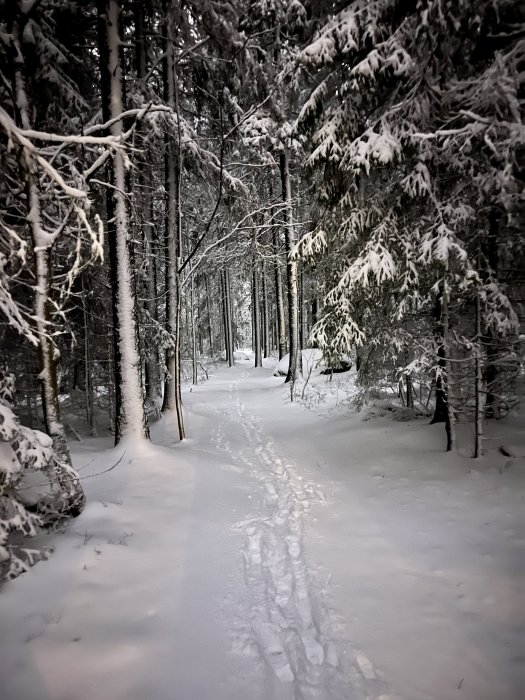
(299, 268, 307, 348)
(134, 0, 160, 416)
(262, 260, 270, 358)
(105, 0, 149, 441)
(12, 12, 71, 464)
(442, 280, 456, 451)
(162, 2, 185, 439)
(431, 289, 448, 425)
(474, 290, 484, 458)
(12, 9, 85, 516)
(224, 268, 234, 366)
(205, 274, 214, 354)
(221, 271, 230, 363)
(82, 276, 95, 436)
(279, 151, 300, 383)
(97, 0, 121, 439)
(253, 267, 262, 367)
(190, 266, 198, 385)
(273, 229, 286, 360)
(484, 209, 500, 416)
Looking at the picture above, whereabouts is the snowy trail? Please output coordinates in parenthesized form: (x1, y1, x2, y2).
(212, 373, 388, 700)
(1, 361, 523, 700)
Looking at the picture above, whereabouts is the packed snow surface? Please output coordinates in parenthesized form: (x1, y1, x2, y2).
(1, 360, 524, 700)
(273, 348, 324, 376)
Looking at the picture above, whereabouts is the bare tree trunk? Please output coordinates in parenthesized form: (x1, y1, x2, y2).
(299, 268, 307, 349)
(262, 260, 270, 358)
(431, 289, 448, 425)
(474, 290, 484, 458)
(221, 271, 230, 362)
(162, 3, 185, 439)
(82, 277, 95, 436)
(224, 268, 234, 366)
(205, 274, 213, 355)
(405, 374, 414, 410)
(442, 280, 456, 451)
(253, 267, 262, 367)
(96, 0, 122, 440)
(106, 0, 149, 442)
(190, 267, 198, 385)
(273, 229, 286, 360)
(279, 151, 300, 383)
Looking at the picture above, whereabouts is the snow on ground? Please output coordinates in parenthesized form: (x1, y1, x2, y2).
(0, 357, 524, 700)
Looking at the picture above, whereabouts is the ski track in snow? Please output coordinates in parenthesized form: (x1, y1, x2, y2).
(214, 374, 392, 700)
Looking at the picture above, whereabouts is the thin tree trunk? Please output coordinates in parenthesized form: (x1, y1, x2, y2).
(262, 260, 270, 358)
(162, 3, 185, 439)
(474, 290, 484, 458)
(253, 267, 262, 367)
(224, 268, 234, 366)
(299, 268, 307, 349)
(442, 280, 456, 451)
(273, 230, 286, 360)
(190, 266, 198, 385)
(205, 274, 213, 354)
(221, 271, 230, 362)
(279, 151, 300, 383)
(431, 289, 448, 425)
(82, 277, 95, 436)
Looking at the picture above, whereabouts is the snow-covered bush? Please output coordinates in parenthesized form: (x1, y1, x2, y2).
(0, 371, 85, 581)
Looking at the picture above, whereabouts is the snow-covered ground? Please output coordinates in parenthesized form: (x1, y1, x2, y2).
(1, 358, 524, 700)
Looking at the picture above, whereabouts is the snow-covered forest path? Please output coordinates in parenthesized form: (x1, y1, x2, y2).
(209, 374, 385, 700)
(0, 359, 523, 700)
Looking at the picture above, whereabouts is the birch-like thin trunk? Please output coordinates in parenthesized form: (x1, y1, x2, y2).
(253, 268, 262, 367)
(82, 277, 95, 436)
(190, 267, 198, 385)
(442, 280, 456, 451)
(106, 0, 149, 441)
(299, 269, 306, 349)
(205, 275, 214, 354)
(221, 272, 230, 362)
(279, 151, 300, 383)
(262, 261, 270, 358)
(474, 290, 484, 458)
(273, 228, 287, 360)
(224, 269, 234, 366)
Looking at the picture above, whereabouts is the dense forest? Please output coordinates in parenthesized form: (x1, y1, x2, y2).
(0, 0, 523, 582)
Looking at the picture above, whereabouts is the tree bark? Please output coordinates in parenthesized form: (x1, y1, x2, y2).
(223, 268, 235, 366)
(262, 260, 270, 358)
(279, 150, 300, 383)
(474, 289, 484, 458)
(105, 0, 149, 441)
(190, 266, 198, 385)
(273, 229, 287, 360)
(96, 0, 123, 440)
(442, 280, 456, 451)
(162, 1, 185, 439)
(253, 267, 262, 367)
